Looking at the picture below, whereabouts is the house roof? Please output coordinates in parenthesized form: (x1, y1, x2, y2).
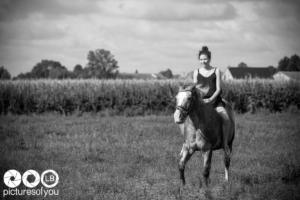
(276, 71, 300, 80)
(227, 67, 276, 79)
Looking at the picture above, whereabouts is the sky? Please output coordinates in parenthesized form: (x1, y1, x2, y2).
(0, 0, 299, 77)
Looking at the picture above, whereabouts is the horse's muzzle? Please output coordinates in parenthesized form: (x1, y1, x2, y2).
(174, 109, 185, 124)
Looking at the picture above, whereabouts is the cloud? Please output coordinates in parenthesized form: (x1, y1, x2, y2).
(0, 14, 68, 46)
(254, 0, 300, 19)
(0, 0, 299, 77)
(98, 0, 237, 21)
(0, 0, 101, 21)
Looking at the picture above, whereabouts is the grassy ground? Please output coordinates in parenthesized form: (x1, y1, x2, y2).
(0, 112, 300, 200)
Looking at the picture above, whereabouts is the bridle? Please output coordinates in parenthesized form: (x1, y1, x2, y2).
(175, 91, 195, 117)
(175, 105, 191, 116)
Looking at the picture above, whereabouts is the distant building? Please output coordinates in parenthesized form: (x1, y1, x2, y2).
(273, 71, 300, 81)
(151, 73, 169, 79)
(118, 73, 154, 80)
(118, 72, 171, 80)
(223, 67, 276, 80)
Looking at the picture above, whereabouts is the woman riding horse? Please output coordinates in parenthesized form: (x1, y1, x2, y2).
(173, 46, 235, 186)
(194, 46, 231, 158)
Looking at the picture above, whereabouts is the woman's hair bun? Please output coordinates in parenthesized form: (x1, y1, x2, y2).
(202, 46, 209, 51)
(198, 45, 211, 60)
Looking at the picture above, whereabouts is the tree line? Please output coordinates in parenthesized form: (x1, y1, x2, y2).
(236, 54, 300, 71)
(277, 54, 300, 71)
(0, 50, 299, 80)
(15, 49, 119, 80)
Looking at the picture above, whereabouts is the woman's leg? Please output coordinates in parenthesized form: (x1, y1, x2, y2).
(215, 106, 230, 155)
(216, 105, 231, 181)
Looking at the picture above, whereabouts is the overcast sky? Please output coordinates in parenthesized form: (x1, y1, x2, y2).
(0, 0, 299, 76)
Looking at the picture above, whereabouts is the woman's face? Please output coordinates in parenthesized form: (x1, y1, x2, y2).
(199, 54, 210, 67)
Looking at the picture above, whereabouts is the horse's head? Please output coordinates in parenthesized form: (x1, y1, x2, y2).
(174, 84, 197, 124)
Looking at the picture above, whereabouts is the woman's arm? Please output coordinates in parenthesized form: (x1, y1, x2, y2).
(193, 69, 198, 84)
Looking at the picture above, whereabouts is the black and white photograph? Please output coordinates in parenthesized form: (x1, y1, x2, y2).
(0, 0, 299, 199)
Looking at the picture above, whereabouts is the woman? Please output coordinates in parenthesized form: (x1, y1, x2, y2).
(193, 46, 231, 155)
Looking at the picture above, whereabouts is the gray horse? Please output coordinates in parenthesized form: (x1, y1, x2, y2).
(173, 84, 235, 186)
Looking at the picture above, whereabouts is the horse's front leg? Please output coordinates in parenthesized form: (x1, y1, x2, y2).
(178, 143, 194, 185)
(202, 149, 212, 187)
(224, 144, 232, 182)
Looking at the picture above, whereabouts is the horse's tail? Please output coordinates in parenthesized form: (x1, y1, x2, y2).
(222, 98, 232, 110)
(222, 98, 234, 118)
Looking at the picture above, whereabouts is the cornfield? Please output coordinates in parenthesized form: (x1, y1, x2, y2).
(0, 79, 299, 115)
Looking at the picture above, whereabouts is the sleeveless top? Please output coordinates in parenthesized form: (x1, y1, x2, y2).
(196, 68, 223, 107)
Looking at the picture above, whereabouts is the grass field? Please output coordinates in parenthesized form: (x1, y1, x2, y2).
(0, 112, 300, 200)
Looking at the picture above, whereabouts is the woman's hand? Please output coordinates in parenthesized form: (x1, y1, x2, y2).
(203, 98, 213, 104)
(203, 97, 216, 104)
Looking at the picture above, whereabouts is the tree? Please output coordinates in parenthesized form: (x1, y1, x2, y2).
(31, 60, 69, 79)
(73, 64, 83, 78)
(277, 55, 300, 71)
(278, 56, 290, 71)
(15, 72, 33, 80)
(74, 64, 83, 73)
(0, 66, 11, 80)
(159, 68, 173, 79)
(287, 54, 300, 71)
(85, 49, 119, 79)
(15, 60, 70, 79)
(48, 67, 70, 79)
(237, 62, 248, 68)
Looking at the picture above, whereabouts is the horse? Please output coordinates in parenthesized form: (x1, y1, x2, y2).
(173, 84, 235, 186)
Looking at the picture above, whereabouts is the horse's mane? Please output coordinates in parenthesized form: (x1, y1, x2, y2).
(179, 84, 205, 103)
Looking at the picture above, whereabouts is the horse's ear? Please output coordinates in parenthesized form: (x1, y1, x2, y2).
(186, 84, 196, 93)
(191, 84, 196, 91)
(190, 84, 197, 96)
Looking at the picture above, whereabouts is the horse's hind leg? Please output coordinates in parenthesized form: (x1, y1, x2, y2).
(178, 143, 193, 185)
(202, 149, 212, 186)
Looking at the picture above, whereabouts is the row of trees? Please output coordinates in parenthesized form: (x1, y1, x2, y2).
(236, 54, 300, 72)
(2, 48, 173, 80)
(16, 49, 119, 80)
(278, 54, 300, 71)
(0, 51, 299, 80)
